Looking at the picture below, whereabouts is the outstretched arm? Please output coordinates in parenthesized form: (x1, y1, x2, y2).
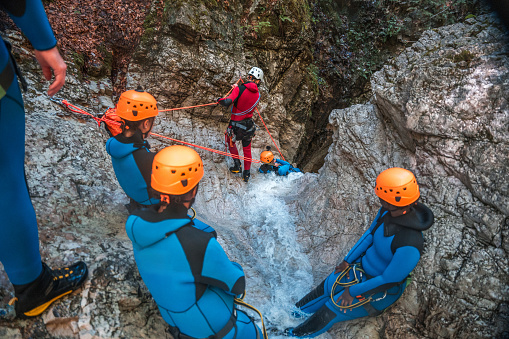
(1, 0, 66, 96)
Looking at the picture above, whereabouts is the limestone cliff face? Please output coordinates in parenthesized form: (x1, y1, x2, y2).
(129, 0, 316, 162)
(0, 11, 507, 339)
(296, 14, 509, 338)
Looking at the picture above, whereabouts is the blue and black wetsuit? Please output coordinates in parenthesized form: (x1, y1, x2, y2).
(259, 159, 301, 176)
(126, 205, 262, 339)
(290, 203, 434, 338)
(106, 131, 160, 211)
(0, 0, 57, 285)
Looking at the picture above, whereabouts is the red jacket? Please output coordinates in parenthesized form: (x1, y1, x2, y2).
(219, 82, 260, 121)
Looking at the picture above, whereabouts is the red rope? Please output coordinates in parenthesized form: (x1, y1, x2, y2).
(158, 102, 217, 112)
(150, 132, 260, 163)
(53, 99, 260, 163)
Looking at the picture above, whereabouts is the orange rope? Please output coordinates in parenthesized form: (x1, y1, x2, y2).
(150, 132, 260, 163)
(51, 99, 261, 163)
(158, 102, 217, 112)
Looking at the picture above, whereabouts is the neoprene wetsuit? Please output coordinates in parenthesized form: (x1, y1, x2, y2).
(290, 203, 434, 338)
(259, 159, 301, 176)
(0, 0, 56, 285)
(106, 131, 161, 209)
(126, 205, 262, 339)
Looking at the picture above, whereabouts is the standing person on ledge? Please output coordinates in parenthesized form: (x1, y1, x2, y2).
(286, 168, 434, 338)
(0, 0, 87, 318)
(218, 67, 263, 183)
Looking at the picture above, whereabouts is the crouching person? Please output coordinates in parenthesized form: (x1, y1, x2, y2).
(286, 168, 434, 338)
(126, 145, 263, 339)
(259, 147, 301, 176)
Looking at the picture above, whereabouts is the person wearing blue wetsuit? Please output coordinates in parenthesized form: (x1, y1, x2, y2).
(126, 145, 263, 339)
(259, 146, 301, 176)
(105, 88, 161, 213)
(0, 0, 87, 318)
(286, 168, 434, 338)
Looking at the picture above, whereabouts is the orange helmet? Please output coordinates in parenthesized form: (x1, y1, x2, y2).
(260, 150, 274, 164)
(115, 89, 158, 121)
(375, 167, 420, 207)
(151, 145, 204, 195)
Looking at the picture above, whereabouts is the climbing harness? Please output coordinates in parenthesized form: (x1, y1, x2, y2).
(330, 264, 377, 310)
(330, 264, 412, 317)
(234, 292, 268, 339)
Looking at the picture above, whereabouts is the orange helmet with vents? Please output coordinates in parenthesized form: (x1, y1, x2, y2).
(116, 89, 158, 121)
(260, 150, 274, 164)
(151, 145, 204, 195)
(375, 167, 420, 207)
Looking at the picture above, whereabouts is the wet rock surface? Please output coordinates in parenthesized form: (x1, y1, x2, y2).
(296, 14, 509, 338)
(0, 13, 507, 339)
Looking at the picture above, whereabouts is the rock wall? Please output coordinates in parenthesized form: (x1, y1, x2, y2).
(295, 14, 509, 338)
(0, 11, 507, 339)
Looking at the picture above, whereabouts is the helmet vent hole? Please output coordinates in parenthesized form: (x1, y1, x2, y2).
(140, 104, 143, 106)
(384, 190, 387, 193)
(198, 163, 201, 167)
(403, 187, 407, 190)
(390, 189, 393, 192)
(396, 191, 400, 194)
(181, 173, 185, 176)
(127, 101, 130, 104)
(195, 168, 197, 172)
(171, 170, 176, 174)
(189, 167, 192, 171)
(155, 166, 159, 169)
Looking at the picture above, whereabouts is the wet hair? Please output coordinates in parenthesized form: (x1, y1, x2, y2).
(265, 146, 271, 151)
(122, 117, 155, 133)
(152, 183, 200, 207)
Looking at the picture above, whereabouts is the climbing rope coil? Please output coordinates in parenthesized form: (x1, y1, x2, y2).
(48, 77, 285, 164)
(330, 264, 387, 310)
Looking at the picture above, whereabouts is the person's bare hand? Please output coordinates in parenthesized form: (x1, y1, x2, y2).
(231, 83, 238, 89)
(33, 46, 66, 96)
(334, 260, 349, 275)
(336, 287, 354, 313)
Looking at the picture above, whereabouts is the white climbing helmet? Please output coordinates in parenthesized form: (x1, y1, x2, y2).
(248, 67, 264, 81)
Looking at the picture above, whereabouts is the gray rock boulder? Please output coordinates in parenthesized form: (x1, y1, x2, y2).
(296, 14, 509, 338)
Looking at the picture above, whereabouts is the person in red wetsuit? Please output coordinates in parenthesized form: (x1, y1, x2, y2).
(218, 67, 263, 183)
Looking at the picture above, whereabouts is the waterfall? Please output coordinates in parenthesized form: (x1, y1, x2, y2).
(197, 168, 331, 338)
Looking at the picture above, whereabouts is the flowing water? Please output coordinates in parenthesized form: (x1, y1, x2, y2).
(197, 166, 331, 339)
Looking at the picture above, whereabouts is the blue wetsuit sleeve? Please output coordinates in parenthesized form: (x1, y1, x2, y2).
(199, 238, 246, 295)
(344, 208, 384, 263)
(1, 0, 57, 51)
(275, 159, 290, 166)
(278, 165, 291, 176)
(349, 246, 420, 296)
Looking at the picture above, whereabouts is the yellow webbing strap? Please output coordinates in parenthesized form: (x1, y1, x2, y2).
(330, 265, 372, 309)
(234, 292, 268, 339)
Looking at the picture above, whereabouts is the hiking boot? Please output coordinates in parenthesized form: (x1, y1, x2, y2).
(229, 159, 242, 173)
(242, 169, 250, 182)
(10, 261, 88, 319)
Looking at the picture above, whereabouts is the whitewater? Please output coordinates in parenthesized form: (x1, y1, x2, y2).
(195, 164, 332, 339)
